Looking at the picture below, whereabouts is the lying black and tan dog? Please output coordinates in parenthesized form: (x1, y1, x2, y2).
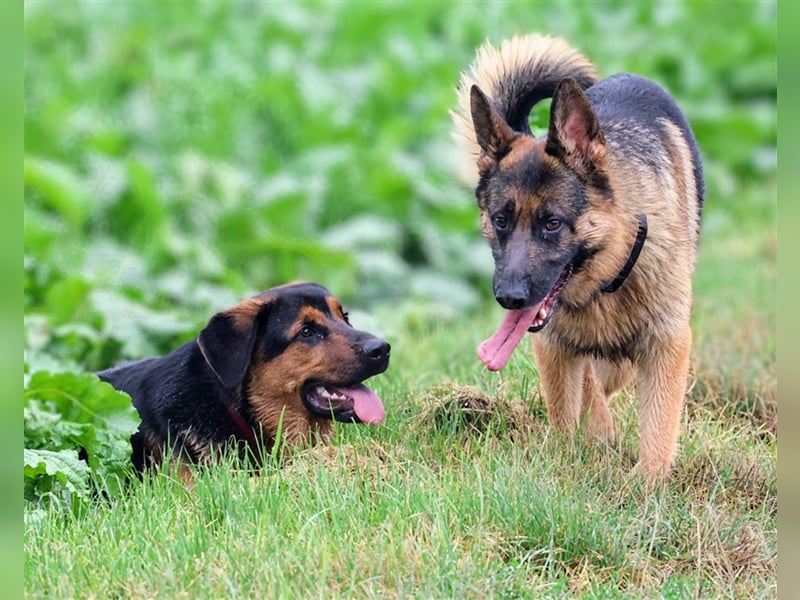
(98, 282, 390, 471)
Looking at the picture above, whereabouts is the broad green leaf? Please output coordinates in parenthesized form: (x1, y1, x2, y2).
(24, 157, 90, 228)
(24, 372, 137, 428)
(42, 277, 92, 325)
(23, 399, 87, 450)
(24, 448, 92, 502)
(24, 371, 139, 498)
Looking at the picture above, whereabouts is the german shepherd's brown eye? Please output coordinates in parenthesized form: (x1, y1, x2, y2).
(545, 218, 562, 232)
(493, 214, 508, 230)
(299, 325, 314, 338)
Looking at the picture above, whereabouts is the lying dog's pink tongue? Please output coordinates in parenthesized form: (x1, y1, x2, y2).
(346, 384, 385, 424)
(477, 307, 540, 371)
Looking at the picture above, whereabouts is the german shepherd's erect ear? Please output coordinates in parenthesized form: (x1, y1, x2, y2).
(545, 77, 608, 186)
(197, 299, 270, 389)
(470, 85, 516, 172)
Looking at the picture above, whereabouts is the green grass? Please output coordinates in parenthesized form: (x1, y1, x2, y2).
(23, 1, 775, 598)
(24, 282, 776, 597)
(23, 405, 776, 597)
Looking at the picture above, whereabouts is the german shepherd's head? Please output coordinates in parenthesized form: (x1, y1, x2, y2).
(470, 78, 625, 332)
(197, 282, 390, 443)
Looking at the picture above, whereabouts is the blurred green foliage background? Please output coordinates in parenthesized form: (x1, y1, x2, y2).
(24, 1, 775, 374)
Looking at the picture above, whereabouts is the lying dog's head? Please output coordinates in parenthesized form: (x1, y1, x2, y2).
(197, 281, 390, 443)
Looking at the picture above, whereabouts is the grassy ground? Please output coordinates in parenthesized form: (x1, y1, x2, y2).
(24, 225, 776, 597)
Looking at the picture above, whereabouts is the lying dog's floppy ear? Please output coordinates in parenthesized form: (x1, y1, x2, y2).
(470, 85, 516, 172)
(545, 77, 608, 186)
(197, 298, 270, 389)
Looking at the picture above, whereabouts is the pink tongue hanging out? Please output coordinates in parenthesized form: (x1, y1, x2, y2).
(477, 305, 541, 371)
(345, 383, 386, 424)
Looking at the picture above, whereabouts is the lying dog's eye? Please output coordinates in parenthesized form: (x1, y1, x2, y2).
(545, 218, 562, 232)
(299, 326, 314, 338)
(493, 214, 508, 230)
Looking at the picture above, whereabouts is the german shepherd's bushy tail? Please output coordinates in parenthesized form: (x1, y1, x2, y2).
(452, 34, 599, 166)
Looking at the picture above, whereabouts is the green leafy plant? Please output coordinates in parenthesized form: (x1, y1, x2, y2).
(24, 372, 140, 508)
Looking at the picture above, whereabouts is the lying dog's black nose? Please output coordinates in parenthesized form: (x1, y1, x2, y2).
(362, 338, 390, 362)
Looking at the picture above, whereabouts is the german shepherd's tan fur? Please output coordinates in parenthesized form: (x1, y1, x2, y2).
(453, 35, 703, 479)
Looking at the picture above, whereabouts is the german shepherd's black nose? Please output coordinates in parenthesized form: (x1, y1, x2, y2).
(495, 281, 530, 310)
(494, 273, 531, 309)
(496, 294, 528, 310)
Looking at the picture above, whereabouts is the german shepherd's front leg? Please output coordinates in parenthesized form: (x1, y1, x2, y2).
(579, 360, 621, 443)
(532, 339, 586, 435)
(635, 326, 693, 478)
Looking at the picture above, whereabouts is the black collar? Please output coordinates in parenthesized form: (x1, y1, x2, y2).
(602, 213, 648, 293)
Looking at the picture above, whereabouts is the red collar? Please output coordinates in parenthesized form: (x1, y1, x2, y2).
(226, 405, 260, 457)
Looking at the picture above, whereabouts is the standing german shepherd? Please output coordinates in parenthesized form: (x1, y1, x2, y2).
(452, 35, 703, 478)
